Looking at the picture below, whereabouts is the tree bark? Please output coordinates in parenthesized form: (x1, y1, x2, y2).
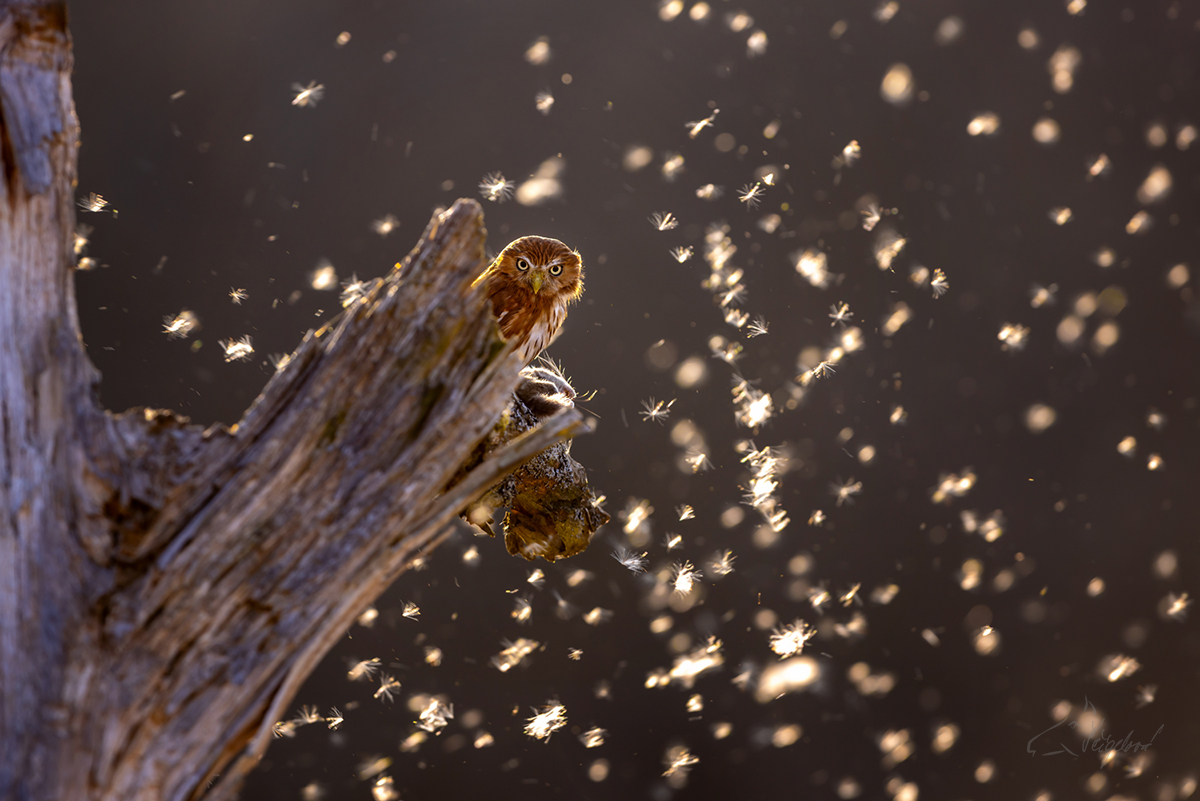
(0, 5, 601, 800)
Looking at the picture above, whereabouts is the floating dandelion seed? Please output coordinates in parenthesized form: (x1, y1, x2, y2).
(78, 192, 109, 212)
(416, 699, 454, 733)
(580, 727, 607, 748)
(1032, 117, 1061, 144)
(967, 112, 1001, 136)
(663, 745, 700, 778)
(861, 204, 881, 231)
(622, 498, 653, 535)
(220, 336, 254, 362)
(880, 63, 915, 107)
(709, 550, 736, 576)
(402, 602, 420, 620)
(292, 706, 321, 726)
(739, 442, 788, 530)
(311, 261, 338, 290)
(684, 446, 712, 473)
(372, 776, 397, 801)
(512, 597, 533, 623)
(611, 547, 648, 573)
(340, 274, 369, 308)
(770, 620, 816, 658)
(746, 316, 769, 337)
(356, 756, 392, 781)
(525, 703, 568, 740)
(794, 248, 831, 288)
(830, 477, 863, 507)
(727, 11, 753, 31)
(1102, 654, 1141, 683)
(348, 658, 381, 682)
(492, 638, 540, 672)
(931, 468, 977, 504)
(725, 307, 750, 329)
(909, 264, 930, 287)
(662, 152, 685, 181)
(758, 213, 781, 233)
(291, 81, 325, 108)
(667, 637, 724, 688)
(670, 245, 694, 263)
(998, 323, 1030, 351)
(829, 302, 853, 327)
(676, 504, 695, 521)
(873, 229, 907, 270)
(1163, 592, 1191, 621)
(746, 29, 768, 57)
(732, 378, 774, 429)
(325, 708, 343, 729)
(272, 720, 298, 739)
(719, 283, 747, 308)
(672, 561, 701, 595)
(640, 397, 675, 424)
(875, 1, 899, 22)
(649, 211, 679, 231)
(74, 224, 91, 256)
(478, 172, 514, 203)
(371, 214, 399, 236)
(583, 608, 611, 626)
(695, 183, 723, 200)
(524, 36, 551, 65)
(738, 182, 764, 209)
(535, 90, 554, 115)
(662, 532, 683, 550)
(1048, 44, 1082, 93)
(1029, 283, 1057, 308)
(1136, 164, 1172, 205)
(1049, 206, 1073, 225)
(801, 361, 836, 385)
(1087, 153, 1112, 178)
(839, 139, 862, 168)
(526, 568, 546, 589)
(685, 109, 719, 139)
(930, 269, 950, 297)
(163, 310, 198, 339)
(229, 288, 247, 305)
(1126, 210, 1152, 235)
(374, 674, 401, 703)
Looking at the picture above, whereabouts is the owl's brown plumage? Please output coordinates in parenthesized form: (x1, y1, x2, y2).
(474, 235, 584, 365)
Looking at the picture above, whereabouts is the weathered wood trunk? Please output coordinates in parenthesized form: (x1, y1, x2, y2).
(0, 5, 597, 800)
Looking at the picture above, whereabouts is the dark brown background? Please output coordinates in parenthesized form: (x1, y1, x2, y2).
(67, 1, 1199, 799)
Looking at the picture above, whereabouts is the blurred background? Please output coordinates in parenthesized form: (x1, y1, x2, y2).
(68, 1, 1198, 799)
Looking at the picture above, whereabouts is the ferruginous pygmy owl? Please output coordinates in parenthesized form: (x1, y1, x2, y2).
(474, 235, 584, 365)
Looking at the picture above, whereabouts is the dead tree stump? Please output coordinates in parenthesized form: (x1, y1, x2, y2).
(0, 5, 604, 799)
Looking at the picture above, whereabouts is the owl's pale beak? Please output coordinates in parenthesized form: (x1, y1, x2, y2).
(529, 273, 543, 294)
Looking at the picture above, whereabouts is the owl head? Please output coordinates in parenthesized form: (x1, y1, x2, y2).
(492, 236, 584, 302)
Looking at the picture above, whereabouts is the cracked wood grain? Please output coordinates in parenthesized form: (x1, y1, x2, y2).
(0, 5, 604, 799)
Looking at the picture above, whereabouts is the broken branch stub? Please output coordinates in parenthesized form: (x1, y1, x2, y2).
(459, 366, 609, 561)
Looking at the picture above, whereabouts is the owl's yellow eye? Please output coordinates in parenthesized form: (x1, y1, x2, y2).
(516, 258, 530, 271)
(549, 264, 562, 276)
